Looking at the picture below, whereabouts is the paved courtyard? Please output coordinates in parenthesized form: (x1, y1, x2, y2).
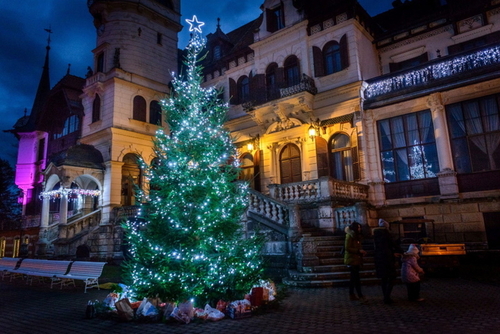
(1, 276, 499, 334)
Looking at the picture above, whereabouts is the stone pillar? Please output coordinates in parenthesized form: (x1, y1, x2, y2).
(295, 236, 319, 272)
(102, 160, 124, 224)
(40, 196, 50, 228)
(59, 192, 68, 225)
(426, 93, 459, 199)
(361, 110, 386, 205)
(427, 93, 454, 171)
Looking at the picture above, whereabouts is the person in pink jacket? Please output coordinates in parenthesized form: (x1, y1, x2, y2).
(401, 244, 425, 302)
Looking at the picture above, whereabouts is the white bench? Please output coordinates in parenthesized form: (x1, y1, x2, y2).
(52, 261, 106, 293)
(7, 259, 72, 285)
(0, 258, 21, 280)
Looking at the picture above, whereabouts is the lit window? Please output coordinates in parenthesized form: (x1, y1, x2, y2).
(378, 110, 439, 182)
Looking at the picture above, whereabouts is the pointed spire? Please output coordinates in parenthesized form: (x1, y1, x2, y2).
(26, 27, 52, 130)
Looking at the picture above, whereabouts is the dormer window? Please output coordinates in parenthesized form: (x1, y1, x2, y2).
(267, 3, 285, 33)
(213, 45, 221, 60)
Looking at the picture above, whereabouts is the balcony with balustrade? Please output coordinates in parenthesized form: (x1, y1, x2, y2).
(242, 73, 318, 111)
(363, 44, 500, 109)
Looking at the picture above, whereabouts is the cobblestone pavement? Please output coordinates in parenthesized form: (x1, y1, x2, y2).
(1, 277, 500, 334)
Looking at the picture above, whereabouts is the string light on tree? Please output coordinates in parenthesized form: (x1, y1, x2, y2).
(123, 16, 264, 305)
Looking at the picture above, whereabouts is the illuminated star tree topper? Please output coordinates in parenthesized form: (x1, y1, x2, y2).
(186, 15, 205, 34)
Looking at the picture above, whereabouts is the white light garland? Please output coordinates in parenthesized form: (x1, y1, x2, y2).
(39, 188, 101, 200)
(365, 45, 500, 99)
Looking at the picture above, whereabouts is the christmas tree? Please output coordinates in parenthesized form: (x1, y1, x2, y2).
(123, 20, 263, 305)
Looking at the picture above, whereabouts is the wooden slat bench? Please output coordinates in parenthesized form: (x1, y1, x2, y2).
(0, 258, 22, 280)
(52, 261, 106, 293)
(7, 259, 72, 285)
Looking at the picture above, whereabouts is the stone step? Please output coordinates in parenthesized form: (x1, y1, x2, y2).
(282, 276, 402, 288)
(300, 262, 377, 273)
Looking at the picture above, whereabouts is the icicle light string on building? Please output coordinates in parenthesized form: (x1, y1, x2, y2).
(365, 45, 500, 98)
(39, 188, 101, 200)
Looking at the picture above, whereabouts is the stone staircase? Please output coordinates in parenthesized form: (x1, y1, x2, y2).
(283, 230, 379, 287)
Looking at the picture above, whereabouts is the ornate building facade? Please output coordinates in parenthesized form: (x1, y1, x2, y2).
(3, 0, 500, 281)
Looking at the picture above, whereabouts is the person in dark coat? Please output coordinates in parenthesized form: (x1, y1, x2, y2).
(373, 219, 402, 304)
(344, 222, 367, 302)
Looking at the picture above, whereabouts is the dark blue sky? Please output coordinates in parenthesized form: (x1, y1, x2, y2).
(0, 0, 394, 167)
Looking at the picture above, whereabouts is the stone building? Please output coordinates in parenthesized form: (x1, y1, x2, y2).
(2, 0, 500, 283)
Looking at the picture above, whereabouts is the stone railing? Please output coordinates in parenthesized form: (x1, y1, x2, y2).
(57, 209, 102, 241)
(248, 189, 290, 227)
(268, 177, 369, 203)
(85, 72, 106, 86)
(242, 73, 317, 110)
(279, 74, 318, 98)
(364, 44, 500, 100)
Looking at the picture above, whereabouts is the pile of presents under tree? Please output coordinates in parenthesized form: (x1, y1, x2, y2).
(86, 281, 277, 323)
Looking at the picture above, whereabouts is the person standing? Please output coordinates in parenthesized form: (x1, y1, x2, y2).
(344, 222, 367, 302)
(373, 219, 402, 304)
(401, 244, 425, 302)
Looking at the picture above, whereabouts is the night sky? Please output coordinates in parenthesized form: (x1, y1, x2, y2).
(0, 0, 394, 167)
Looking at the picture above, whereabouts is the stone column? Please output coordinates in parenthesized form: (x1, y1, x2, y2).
(426, 93, 459, 199)
(40, 196, 50, 228)
(101, 160, 124, 224)
(59, 192, 68, 225)
(362, 110, 386, 205)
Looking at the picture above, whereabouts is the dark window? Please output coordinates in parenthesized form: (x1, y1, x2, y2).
(54, 115, 80, 139)
(313, 34, 349, 77)
(284, 55, 300, 87)
(239, 153, 255, 189)
(157, 32, 163, 45)
(37, 138, 45, 162)
(238, 76, 250, 103)
(213, 45, 221, 60)
(96, 53, 104, 73)
(448, 31, 500, 55)
(446, 94, 500, 174)
(133, 96, 147, 122)
(121, 154, 142, 206)
(389, 53, 428, 73)
(378, 110, 440, 182)
(149, 100, 162, 125)
(267, 4, 285, 33)
(280, 143, 302, 184)
(92, 94, 101, 123)
(324, 42, 341, 75)
(266, 62, 279, 100)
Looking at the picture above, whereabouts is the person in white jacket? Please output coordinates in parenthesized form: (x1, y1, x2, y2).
(401, 244, 425, 302)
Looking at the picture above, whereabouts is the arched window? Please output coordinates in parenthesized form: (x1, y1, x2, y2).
(239, 153, 255, 189)
(280, 144, 302, 184)
(266, 62, 279, 100)
(13, 238, 20, 258)
(324, 41, 341, 75)
(133, 96, 147, 122)
(149, 100, 162, 125)
(284, 55, 300, 87)
(49, 182, 61, 213)
(121, 153, 142, 206)
(0, 238, 6, 258)
(238, 76, 250, 104)
(92, 94, 101, 123)
(329, 133, 353, 181)
(313, 34, 349, 77)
